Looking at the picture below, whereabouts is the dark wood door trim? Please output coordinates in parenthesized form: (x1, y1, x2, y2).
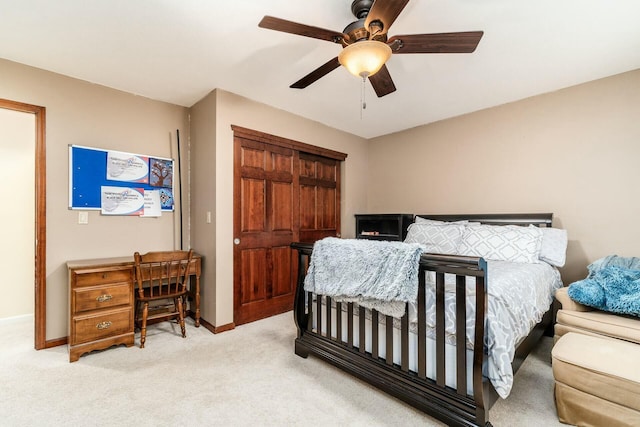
(0, 98, 46, 350)
(231, 125, 347, 161)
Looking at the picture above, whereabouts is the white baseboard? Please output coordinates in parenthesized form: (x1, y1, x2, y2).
(0, 313, 34, 325)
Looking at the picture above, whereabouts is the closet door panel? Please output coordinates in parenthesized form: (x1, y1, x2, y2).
(241, 178, 266, 232)
(299, 185, 316, 230)
(272, 151, 293, 174)
(271, 246, 294, 298)
(316, 160, 336, 181)
(298, 152, 340, 242)
(318, 186, 336, 230)
(239, 248, 267, 305)
(271, 181, 293, 232)
(241, 145, 266, 170)
(299, 157, 316, 178)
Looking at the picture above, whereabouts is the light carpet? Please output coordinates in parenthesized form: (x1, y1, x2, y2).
(0, 313, 565, 426)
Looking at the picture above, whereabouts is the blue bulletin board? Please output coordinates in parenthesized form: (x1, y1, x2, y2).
(69, 145, 174, 211)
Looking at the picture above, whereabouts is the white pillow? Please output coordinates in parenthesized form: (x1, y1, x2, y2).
(539, 228, 568, 267)
(457, 224, 543, 263)
(414, 216, 468, 225)
(404, 223, 465, 254)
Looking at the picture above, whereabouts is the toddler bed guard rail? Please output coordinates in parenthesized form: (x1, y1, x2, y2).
(290, 213, 555, 427)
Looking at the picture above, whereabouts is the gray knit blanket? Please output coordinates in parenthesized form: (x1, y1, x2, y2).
(303, 237, 424, 318)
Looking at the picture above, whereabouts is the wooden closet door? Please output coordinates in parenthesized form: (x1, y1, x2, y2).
(298, 152, 341, 242)
(233, 137, 299, 325)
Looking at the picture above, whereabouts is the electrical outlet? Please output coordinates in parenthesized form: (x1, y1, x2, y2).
(206, 211, 212, 224)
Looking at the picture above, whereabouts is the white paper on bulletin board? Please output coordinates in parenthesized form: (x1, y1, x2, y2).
(106, 151, 149, 183)
(100, 186, 145, 215)
(141, 190, 162, 217)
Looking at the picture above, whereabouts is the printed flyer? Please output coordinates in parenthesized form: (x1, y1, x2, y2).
(106, 151, 149, 183)
(100, 186, 145, 215)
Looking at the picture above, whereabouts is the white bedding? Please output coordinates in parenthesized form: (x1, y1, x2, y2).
(312, 259, 562, 399)
(418, 260, 562, 398)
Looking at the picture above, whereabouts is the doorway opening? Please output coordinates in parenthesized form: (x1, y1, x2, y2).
(0, 98, 46, 349)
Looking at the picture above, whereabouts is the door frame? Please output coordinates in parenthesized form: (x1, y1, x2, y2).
(0, 98, 46, 350)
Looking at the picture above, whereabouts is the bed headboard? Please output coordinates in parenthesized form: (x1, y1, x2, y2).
(414, 213, 553, 227)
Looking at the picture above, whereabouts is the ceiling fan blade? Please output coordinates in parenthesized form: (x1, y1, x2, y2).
(388, 31, 484, 54)
(364, 0, 410, 35)
(368, 65, 396, 97)
(290, 57, 342, 89)
(259, 16, 345, 44)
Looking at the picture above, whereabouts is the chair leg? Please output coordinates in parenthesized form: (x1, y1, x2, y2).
(182, 295, 188, 321)
(140, 302, 149, 348)
(177, 297, 186, 338)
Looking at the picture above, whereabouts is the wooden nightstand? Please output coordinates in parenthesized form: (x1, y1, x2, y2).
(355, 214, 413, 241)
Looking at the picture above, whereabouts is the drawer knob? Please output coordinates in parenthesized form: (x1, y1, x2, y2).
(96, 294, 113, 303)
(102, 273, 107, 279)
(96, 321, 112, 330)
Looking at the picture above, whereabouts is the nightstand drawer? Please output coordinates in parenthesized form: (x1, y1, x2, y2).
(73, 282, 132, 313)
(74, 268, 132, 287)
(72, 307, 133, 345)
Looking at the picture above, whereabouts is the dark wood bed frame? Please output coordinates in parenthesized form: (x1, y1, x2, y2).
(291, 213, 555, 427)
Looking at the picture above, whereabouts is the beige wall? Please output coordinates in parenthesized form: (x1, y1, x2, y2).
(190, 91, 217, 327)
(367, 69, 640, 283)
(0, 59, 188, 339)
(0, 108, 35, 319)
(190, 89, 369, 327)
(5, 52, 637, 339)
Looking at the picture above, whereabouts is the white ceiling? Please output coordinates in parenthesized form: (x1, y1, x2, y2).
(2, 0, 639, 138)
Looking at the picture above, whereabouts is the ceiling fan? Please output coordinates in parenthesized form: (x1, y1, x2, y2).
(259, 0, 483, 98)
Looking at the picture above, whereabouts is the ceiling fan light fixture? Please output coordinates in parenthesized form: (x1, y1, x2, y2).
(338, 40, 392, 78)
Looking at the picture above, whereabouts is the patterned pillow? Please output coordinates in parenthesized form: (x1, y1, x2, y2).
(457, 224, 543, 263)
(404, 223, 465, 254)
(539, 228, 568, 267)
(414, 216, 468, 225)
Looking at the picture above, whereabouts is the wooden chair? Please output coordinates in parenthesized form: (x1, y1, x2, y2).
(133, 250, 194, 348)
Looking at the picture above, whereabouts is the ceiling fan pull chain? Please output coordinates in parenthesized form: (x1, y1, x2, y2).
(361, 76, 367, 118)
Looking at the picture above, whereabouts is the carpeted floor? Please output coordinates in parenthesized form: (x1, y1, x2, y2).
(0, 313, 566, 426)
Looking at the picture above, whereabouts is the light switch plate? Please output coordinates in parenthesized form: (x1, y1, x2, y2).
(78, 211, 89, 224)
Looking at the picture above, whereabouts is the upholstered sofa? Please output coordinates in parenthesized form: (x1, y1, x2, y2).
(554, 286, 640, 344)
(552, 286, 640, 426)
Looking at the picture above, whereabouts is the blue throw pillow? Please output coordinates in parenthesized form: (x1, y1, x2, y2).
(568, 266, 640, 317)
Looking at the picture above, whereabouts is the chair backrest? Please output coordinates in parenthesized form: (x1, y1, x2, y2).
(133, 250, 194, 298)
